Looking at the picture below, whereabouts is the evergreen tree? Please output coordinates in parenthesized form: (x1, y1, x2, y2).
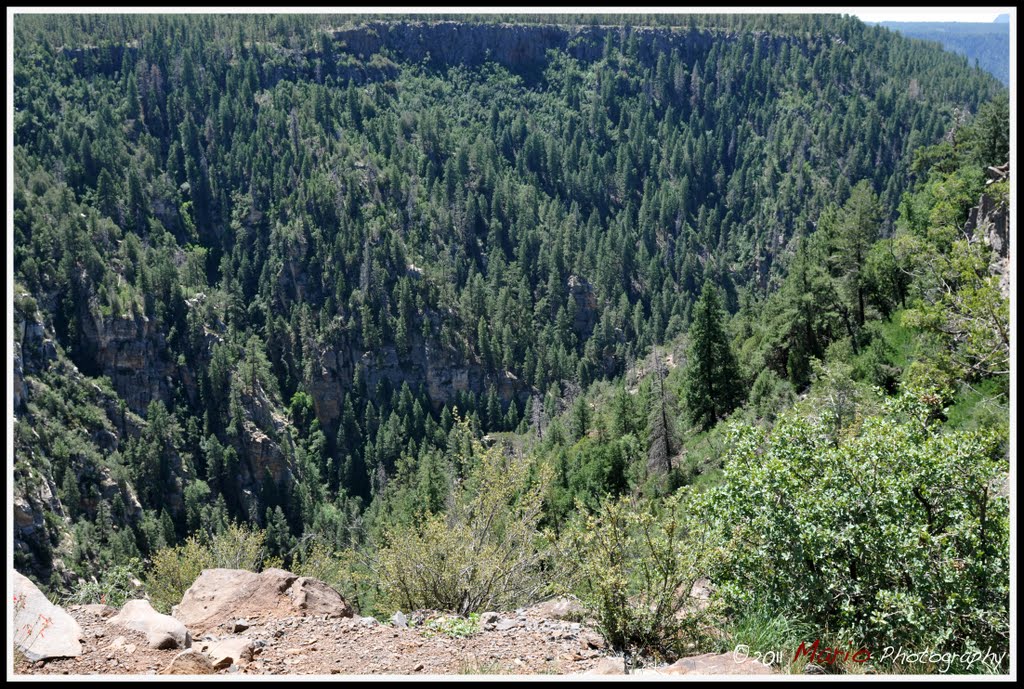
(683, 280, 743, 431)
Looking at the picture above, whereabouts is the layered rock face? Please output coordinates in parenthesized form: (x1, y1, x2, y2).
(77, 310, 174, 415)
(330, 21, 733, 75)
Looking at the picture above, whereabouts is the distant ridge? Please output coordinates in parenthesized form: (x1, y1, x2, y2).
(878, 20, 1009, 85)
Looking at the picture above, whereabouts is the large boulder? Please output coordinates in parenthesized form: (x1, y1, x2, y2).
(173, 568, 353, 635)
(12, 571, 83, 661)
(658, 652, 775, 675)
(109, 599, 192, 649)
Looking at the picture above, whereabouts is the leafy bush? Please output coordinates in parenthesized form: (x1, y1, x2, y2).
(698, 389, 1009, 664)
(291, 541, 367, 611)
(374, 432, 553, 615)
(146, 523, 281, 613)
(561, 491, 720, 665)
(63, 559, 143, 608)
(422, 613, 480, 638)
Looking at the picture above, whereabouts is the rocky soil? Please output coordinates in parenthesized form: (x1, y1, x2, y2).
(15, 603, 609, 676)
(13, 567, 773, 677)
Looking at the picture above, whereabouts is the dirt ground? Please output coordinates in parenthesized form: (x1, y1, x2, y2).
(15, 605, 609, 676)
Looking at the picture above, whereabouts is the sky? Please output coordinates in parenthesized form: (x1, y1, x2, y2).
(838, 7, 1010, 23)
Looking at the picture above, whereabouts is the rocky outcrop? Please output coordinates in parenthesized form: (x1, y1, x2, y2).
(13, 469, 62, 543)
(568, 276, 598, 340)
(965, 162, 1010, 297)
(110, 600, 192, 650)
(330, 21, 739, 77)
(13, 571, 84, 661)
(78, 310, 174, 416)
(230, 385, 295, 507)
(13, 295, 57, 412)
(307, 322, 521, 433)
(173, 568, 354, 636)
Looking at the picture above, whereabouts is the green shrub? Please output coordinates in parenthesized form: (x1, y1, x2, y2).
(561, 491, 720, 666)
(63, 559, 142, 608)
(374, 431, 553, 615)
(146, 523, 280, 613)
(292, 541, 367, 611)
(422, 613, 480, 638)
(698, 389, 1009, 665)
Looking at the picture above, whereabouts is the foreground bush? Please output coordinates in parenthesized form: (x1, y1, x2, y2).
(697, 389, 1009, 665)
(63, 559, 143, 608)
(146, 523, 280, 613)
(375, 436, 553, 615)
(562, 491, 720, 666)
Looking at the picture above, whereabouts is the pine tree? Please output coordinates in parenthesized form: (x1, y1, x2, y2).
(683, 280, 743, 431)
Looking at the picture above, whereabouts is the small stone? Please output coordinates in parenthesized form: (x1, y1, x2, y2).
(391, 611, 408, 628)
(160, 649, 215, 675)
(413, 662, 425, 672)
(587, 657, 626, 675)
(231, 619, 250, 633)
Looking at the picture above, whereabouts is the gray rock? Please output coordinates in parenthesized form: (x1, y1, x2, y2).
(12, 571, 83, 661)
(587, 657, 626, 675)
(391, 611, 408, 628)
(110, 599, 192, 650)
(81, 603, 118, 618)
(159, 648, 215, 675)
(200, 636, 255, 669)
(658, 653, 775, 675)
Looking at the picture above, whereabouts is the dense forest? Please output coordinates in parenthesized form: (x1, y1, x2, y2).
(12, 13, 1010, 672)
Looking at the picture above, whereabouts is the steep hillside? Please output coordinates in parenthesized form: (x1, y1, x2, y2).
(11, 13, 1005, 599)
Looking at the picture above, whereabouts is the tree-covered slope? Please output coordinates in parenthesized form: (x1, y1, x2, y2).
(878, 21, 1010, 85)
(12, 13, 1006, 594)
